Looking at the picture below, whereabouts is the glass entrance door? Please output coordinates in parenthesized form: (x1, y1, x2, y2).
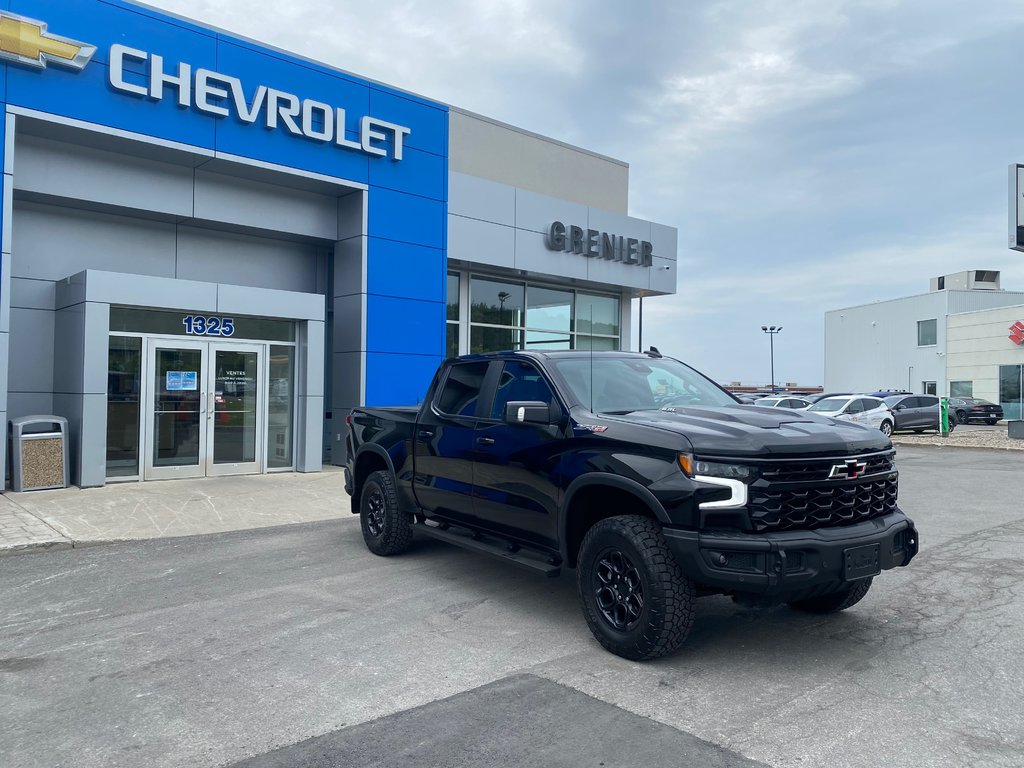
(146, 341, 207, 480)
(143, 340, 266, 480)
(207, 344, 264, 476)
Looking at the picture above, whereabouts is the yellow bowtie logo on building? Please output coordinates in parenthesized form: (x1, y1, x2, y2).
(0, 12, 95, 71)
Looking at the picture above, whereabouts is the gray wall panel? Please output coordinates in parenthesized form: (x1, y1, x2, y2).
(10, 278, 56, 310)
(12, 202, 178, 281)
(53, 303, 86, 395)
(515, 188, 588, 236)
(8, 392, 54, 419)
(587, 210, 652, 245)
(587, 256, 648, 291)
(449, 110, 628, 213)
(176, 226, 322, 294)
(333, 237, 366, 298)
(513, 228, 588, 281)
(303, 320, 325, 399)
(15, 134, 194, 218)
(58, 270, 218, 312)
(216, 282, 326, 321)
(8, 307, 54, 393)
(448, 216, 516, 270)
(0, 333, 7, 413)
(448, 172, 515, 226)
(332, 294, 364, 353)
(296, 395, 324, 472)
(193, 169, 338, 241)
(648, 257, 676, 293)
(650, 223, 678, 262)
(337, 191, 365, 241)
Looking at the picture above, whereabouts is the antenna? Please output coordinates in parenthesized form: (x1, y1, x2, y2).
(589, 304, 594, 413)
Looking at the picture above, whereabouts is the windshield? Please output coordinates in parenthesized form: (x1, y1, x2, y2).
(808, 397, 849, 412)
(549, 356, 736, 414)
(883, 396, 904, 406)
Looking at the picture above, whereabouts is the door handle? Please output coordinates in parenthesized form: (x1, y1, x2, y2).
(476, 437, 495, 446)
(416, 430, 435, 441)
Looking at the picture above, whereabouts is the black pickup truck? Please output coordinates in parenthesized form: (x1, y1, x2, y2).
(344, 350, 919, 660)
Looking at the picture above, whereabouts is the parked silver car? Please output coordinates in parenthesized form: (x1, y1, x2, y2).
(806, 395, 895, 436)
(753, 396, 813, 409)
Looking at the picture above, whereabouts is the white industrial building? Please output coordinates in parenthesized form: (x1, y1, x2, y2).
(824, 271, 1024, 419)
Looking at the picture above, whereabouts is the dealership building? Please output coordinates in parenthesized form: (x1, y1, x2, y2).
(824, 270, 1024, 419)
(0, 0, 677, 488)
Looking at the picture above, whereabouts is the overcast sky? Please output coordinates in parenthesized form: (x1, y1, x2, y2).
(149, 0, 1024, 387)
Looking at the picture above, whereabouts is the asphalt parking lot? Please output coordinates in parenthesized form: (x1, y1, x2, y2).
(1, 446, 1022, 767)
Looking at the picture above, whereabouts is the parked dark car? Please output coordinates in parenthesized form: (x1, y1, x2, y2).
(883, 395, 954, 433)
(949, 398, 1004, 425)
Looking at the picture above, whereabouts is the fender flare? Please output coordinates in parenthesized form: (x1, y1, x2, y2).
(352, 444, 396, 495)
(558, 473, 670, 564)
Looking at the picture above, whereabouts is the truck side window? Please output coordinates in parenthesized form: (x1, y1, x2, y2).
(489, 361, 555, 420)
(435, 362, 489, 417)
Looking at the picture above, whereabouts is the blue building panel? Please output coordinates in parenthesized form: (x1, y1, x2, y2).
(366, 238, 445, 303)
(368, 87, 447, 157)
(368, 144, 446, 201)
(365, 294, 444, 356)
(211, 40, 373, 183)
(365, 352, 443, 407)
(9, 0, 216, 67)
(368, 188, 446, 249)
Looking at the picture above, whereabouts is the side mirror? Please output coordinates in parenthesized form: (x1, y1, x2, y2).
(504, 401, 552, 426)
(894, 404, 905, 411)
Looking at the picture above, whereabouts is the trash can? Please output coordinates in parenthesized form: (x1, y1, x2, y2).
(9, 415, 70, 492)
(1009, 420, 1024, 440)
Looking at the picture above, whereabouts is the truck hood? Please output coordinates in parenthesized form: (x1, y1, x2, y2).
(607, 405, 891, 458)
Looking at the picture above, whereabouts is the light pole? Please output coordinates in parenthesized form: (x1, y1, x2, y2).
(761, 325, 782, 393)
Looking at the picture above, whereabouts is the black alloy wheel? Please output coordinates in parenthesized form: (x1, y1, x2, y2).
(576, 515, 695, 661)
(359, 470, 414, 556)
(956, 409, 968, 424)
(593, 548, 645, 631)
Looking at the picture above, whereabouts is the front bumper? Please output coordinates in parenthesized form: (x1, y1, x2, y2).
(663, 511, 918, 600)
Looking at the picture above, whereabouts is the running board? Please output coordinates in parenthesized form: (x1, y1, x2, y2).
(416, 523, 561, 578)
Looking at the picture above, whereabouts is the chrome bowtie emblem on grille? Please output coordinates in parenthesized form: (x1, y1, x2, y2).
(829, 460, 868, 480)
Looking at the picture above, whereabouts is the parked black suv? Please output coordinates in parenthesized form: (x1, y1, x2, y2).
(345, 351, 919, 660)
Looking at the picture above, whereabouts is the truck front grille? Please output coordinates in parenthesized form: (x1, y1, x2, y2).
(748, 476, 898, 532)
(759, 452, 895, 483)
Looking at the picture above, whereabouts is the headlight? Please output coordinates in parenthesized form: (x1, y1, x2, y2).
(694, 460, 756, 482)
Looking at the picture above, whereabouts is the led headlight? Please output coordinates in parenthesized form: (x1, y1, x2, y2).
(677, 455, 751, 510)
(694, 460, 756, 482)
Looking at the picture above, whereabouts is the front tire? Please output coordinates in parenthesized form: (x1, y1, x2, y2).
(956, 409, 967, 424)
(360, 470, 413, 556)
(577, 516, 695, 661)
(788, 578, 873, 614)
(880, 420, 893, 437)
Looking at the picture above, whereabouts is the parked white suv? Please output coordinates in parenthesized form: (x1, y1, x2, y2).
(806, 395, 895, 436)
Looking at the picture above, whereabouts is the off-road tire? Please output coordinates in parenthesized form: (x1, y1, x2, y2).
(880, 420, 893, 437)
(360, 470, 413, 556)
(577, 515, 695, 661)
(787, 578, 873, 614)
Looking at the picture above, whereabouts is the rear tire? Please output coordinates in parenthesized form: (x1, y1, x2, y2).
(577, 515, 695, 661)
(987, 419, 998, 426)
(788, 578, 873, 614)
(880, 420, 893, 437)
(956, 409, 967, 424)
(360, 470, 413, 556)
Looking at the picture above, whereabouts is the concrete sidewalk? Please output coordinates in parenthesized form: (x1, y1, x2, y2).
(0, 467, 351, 556)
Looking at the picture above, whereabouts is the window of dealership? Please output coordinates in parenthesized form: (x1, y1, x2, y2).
(445, 272, 622, 357)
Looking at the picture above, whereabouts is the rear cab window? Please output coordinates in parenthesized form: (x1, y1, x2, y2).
(435, 362, 490, 417)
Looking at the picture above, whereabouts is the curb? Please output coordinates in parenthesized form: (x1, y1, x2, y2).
(891, 440, 1024, 453)
(0, 539, 74, 557)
